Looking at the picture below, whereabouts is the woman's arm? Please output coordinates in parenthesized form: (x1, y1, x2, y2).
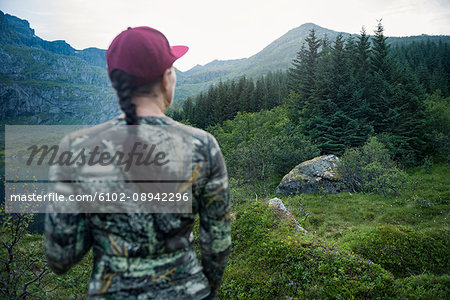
(44, 213, 93, 274)
(44, 135, 93, 274)
(199, 134, 232, 299)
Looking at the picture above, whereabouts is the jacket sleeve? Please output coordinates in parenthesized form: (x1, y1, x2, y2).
(44, 213, 93, 274)
(199, 134, 232, 299)
(44, 135, 93, 274)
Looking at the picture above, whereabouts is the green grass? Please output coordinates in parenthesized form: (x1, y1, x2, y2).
(217, 198, 397, 299)
(1, 164, 448, 298)
(394, 274, 450, 299)
(215, 164, 449, 298)
(281, 164, 449, 238)
(266, 164, 450, 293)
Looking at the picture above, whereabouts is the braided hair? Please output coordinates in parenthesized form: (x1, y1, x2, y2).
(109, 70, 138, 125)
(109, 70, 164, 125)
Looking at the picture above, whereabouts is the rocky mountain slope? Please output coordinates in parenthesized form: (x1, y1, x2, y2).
(1, 10, 449, 124)
(0, 11, 119, 125)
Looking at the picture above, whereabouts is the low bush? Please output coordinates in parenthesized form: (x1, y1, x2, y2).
(0, 213, 92, 299)
(337, 137, 409, 196)
(208, 106, 319, 191)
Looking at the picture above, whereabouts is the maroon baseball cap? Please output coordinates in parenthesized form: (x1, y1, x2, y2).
(106, 26, 188, 84)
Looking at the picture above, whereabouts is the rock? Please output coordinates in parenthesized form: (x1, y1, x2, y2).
(269, 198, 307, 232)
(275, 155, 344, 195)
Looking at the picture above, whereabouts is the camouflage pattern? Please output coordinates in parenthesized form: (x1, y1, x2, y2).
(44, 115, 231, 299)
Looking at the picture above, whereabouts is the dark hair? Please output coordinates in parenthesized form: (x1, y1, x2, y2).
(109, 70, 163, 125)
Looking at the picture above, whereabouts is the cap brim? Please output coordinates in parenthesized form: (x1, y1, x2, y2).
(171, 45, 189, 59)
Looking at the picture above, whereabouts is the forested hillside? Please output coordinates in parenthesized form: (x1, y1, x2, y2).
(176, 23, 450, 101)
(1, 9, 448, 118)
(177, 21, 449, 168)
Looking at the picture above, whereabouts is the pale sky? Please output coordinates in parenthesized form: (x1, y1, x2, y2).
(2, 0, 450, 71)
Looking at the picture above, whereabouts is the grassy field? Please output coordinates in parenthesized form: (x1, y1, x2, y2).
(218, 163, 449, 298)
(1, 164, 448, 298)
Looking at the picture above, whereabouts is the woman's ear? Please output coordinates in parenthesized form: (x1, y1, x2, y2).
(161, 67, 175, 108)
(161, 68, 172, 92)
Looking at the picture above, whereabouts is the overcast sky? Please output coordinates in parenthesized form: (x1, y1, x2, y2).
(2, 0, 450, 71)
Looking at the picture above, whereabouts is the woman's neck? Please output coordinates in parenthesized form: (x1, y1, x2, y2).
(132, 94, 167, 116)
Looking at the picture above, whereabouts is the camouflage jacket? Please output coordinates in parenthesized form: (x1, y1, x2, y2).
(44, 116, 231, 299)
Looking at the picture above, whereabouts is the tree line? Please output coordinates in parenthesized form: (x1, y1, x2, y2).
(288, 21, 449, 166)
(173, 20, 449, 169)
(172, 71, 290, 129)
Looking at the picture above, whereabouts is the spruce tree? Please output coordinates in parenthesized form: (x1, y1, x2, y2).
(239, 77, 255, 112)
(254, 77, 266, 112)
(356, 27, 371, 81)
(368, 20, 393, 133)
(182, 97, 194, 122)
(304, 34, 348, 154)
(304, 33, 375, 154)
(384, 66, 427, 165)
(288, 28, 321, 122)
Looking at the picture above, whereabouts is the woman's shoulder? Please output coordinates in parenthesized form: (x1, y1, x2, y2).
(138, 115, 216, 146)
(169, 119, 211, 140)
(60, 116, 219, 153)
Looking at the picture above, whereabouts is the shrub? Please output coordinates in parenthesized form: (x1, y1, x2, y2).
(208, 106, 319, 191)
(0, 210, 92, 299)
(0, 212, 50, 298)
(424, 90, 450, 161)
(337, 137, 409, 196)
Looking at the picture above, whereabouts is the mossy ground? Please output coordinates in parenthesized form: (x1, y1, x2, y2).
(1, 164, 448, 298)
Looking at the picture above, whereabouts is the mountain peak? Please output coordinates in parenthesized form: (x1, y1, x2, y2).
(299, 22, 320, 28)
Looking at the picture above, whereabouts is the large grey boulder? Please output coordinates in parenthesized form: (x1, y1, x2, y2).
(275, 155, 344, 195)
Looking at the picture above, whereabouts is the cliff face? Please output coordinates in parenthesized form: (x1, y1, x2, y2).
(0, 11, 107, 66)
(0, 10, 117, 125)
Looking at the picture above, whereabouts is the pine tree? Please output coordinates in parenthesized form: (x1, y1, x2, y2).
(303, 34, 348, 154)
(368, 20, 393, 133)
(225, 79, 240, 120)
(263, 72, 276, 109)
(351, 27, 372, 125)
(239, 77, 255, 112)
(330, 34, 348, 97)
(288, 28, 321, 118)
(213, 81, 226, 124)
(384, 66, 427, 165)
(344, 34, 374, 146)
(193, 93, 207, 128)
(308, 34, 332, 112)
(356, 27, 371, 81)
(254, 77, 266, 112)
(430, 63, 449, 95)
(182, 97, 194, 122)
(303, 32, 376, 154)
